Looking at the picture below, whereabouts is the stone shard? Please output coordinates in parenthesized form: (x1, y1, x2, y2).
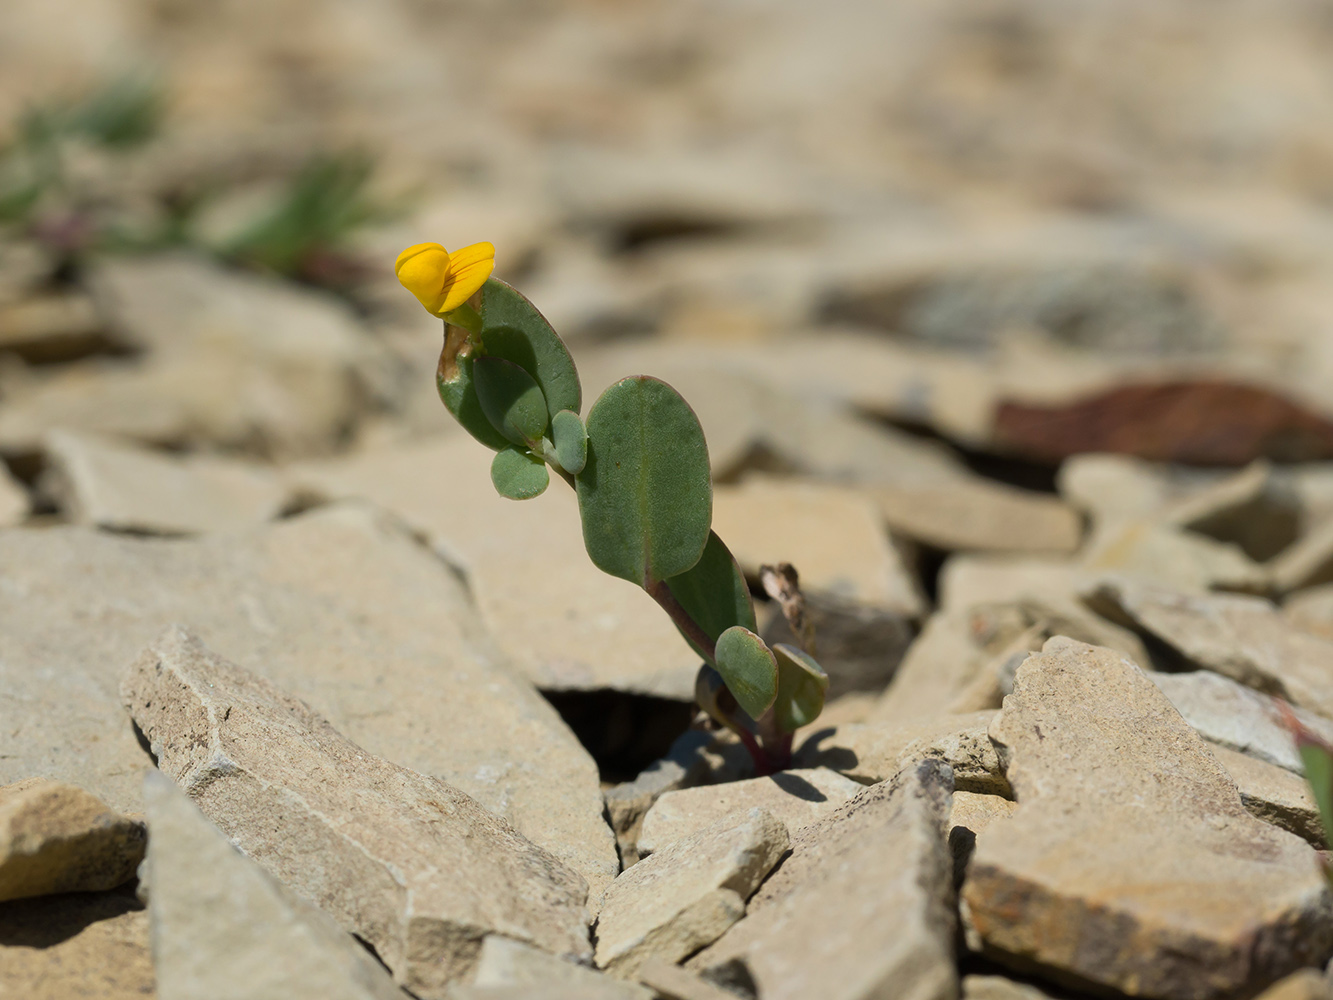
(962, 638, 1333, 1000)
(635, 958, 743, 1000)
(604, 730, 715, 867)
(962, 974, 1066, 1000)
(1081, 519, 1270, 594)
(43, 428, 287, 535)
(594, 808, 788, 977)
(472, 935, 652, 1000)
(795, 711, 1010, 796)
(1150, 670, 1333, 775)
(690, 761, 957, 1000)
(1093, 579, 1333, 721)
(0, 503, 617, 910)
(637, 768, 862, 857)
(122, 626, 590, 998)
(1209, 743, 1325, 847)
(948, 791, 1019, 887)
(0, 778, 145, 902)
(142, 769, 408, 1000)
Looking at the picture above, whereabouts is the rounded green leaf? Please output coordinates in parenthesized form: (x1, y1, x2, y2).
(480, 278, 581, 419)
(576, 376, 712, 587)
(551, 409, 588, 475)
(491, 446, 549, 500)
(437, 326, 510, 452)
(664, 531, 756, 664)
(715, 626, 778, 721)
(474, 356, 548, 446)
(772, 643, 829, 734)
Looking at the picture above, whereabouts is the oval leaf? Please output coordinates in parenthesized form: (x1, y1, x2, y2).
(551, 409, 588, 475)
(479, 278, 581, 419)
(474, 356, 548, 446)
(772, 643, 829, 734)
(437, 325, 510, 452)
(715, 625, 778, 721)
(576, 376, 712, 587)
(491, 446, 549, 500)
(664, 531, 756, 664)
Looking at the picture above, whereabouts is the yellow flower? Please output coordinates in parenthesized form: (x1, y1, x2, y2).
(394, 241, 495, 317)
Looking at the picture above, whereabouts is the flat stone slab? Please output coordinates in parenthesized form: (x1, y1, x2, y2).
(0, 778, 145, 902)
(637, 768, 862, 857)
(1093, 579, 1333, 721)
(594, 808, 788, 977)
(961, 637, 1333, 1000)
(690, 761, 957, 1000)
(123, 626, 590, 997)
(1209, 743, 1324, 847)
(472, 936, 651, 1000)
(0, 503, 617, 908)
(143, 769, 408, 1000)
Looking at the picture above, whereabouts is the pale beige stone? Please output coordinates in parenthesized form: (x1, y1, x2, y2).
(712, 477, 924, 616)
(604, 731, 716, 867)
(1210, 743, 1325, 847)
(0, 888, 155, 1000)
(0, 292, 104, 361)
(962, 638, 1333, 999)
(690, 761, 957, 1000)
(866, 610, 989, 725)
(1253, 970, 1333, 1000)
(594, 808, 788, 977)
(0, 504, 616, 913)
(1094, 579, 1333, 721)
(44, 429, 286, 534)
(1163, 460, 1300, 562)
(143, 770, 407, 1000)
(950, 791, 1018, 843)
(637, 768, 862, 856)
(290, 436, 699, 699)
(871, 478, 1082, 555)
(471, 936, 652, 1000)
(1271, 519, 1333, 595)
(1058, 453, 1176, 523)
(1286, 584, 1333, 641)
(962, 974, 1064, 1000)
(0, 460, 29, 527)
(123, 627, 590, 998)
(796, 712, 1008, 795)
(1081, 519, 1270, 594)
(635, 959, 740, 1000)
(0, 778, 145, 902)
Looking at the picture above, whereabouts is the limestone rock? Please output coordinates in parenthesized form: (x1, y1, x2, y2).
(1253, 970, 1333, 1000)
(1285, 584, 1333, 641)
(962, 638, 1333, 999)
(1162, 460, 1300, 563)
(796, 712, 1009, 795)
(963, 974, 1065, 1000)
(1094, 579, 1333, 721)
(0, 503, 617, 910)
(143, 769, 407, 1000)
(0, 778, 145, 902)
(690, 761, 957, 1000)
(44, 429, 286, 534)
(471, 936, 652, 1000)
(1272, 519, 1333, 596)
(871, 477, 1082, 555)
(1081, 519, 1270, 594)
(594, 808, 788, 977)
(290, 436, 699, 699)
(637, 768, 862, 857)
(0, 887, 155, 1000)
(604, 730, 716, 868)
(123, 627, 590, 997)
(948, 791, 1019, 885)
(1058, 453, 1178, 524)
(0, 461, 28, 527)
(1150, 671, 1333, 774)
(1210, 743, 1325, 847)
(0, 292, 107, 363)
(711, 477, 924, 616)
(635, 959, 742, 1000)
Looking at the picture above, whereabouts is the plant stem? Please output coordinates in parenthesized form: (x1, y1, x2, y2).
(645, 578, 716, 664)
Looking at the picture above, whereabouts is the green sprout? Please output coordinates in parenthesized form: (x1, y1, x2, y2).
(396, 241, 829, 773)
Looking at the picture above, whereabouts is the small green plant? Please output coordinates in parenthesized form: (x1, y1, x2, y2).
(395, 241, 829, 773)
(1279, 703, 1333, 882)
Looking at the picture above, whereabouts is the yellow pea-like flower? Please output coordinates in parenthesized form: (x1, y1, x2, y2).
(394, 241, 495, 317)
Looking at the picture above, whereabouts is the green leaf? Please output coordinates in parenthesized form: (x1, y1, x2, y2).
(576, 376, 712, 587)
(551, 409, 588, 475)
(474, 356, 549, 446)
(491, 446, 549, 500)
(664, 531, 755, 663)
(437, 325, 511, 452)
(1300, 742, 1333, 850)
(479, 279, 581, 420)
(772, 644, 829, 734)
(715, 626, 778, 721)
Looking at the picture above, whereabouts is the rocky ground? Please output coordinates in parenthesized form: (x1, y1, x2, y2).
(10, 1, 1333, 999)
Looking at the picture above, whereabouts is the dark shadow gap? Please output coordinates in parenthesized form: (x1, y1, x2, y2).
(541, 688, 695, 784)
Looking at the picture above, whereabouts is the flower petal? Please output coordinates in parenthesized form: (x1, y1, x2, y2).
(395, 243, 452, 315)
(436, 241, 496, 314)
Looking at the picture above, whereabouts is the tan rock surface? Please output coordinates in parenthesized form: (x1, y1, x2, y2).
(143, 769, 408, 1000)
(471, 935, 652, 1000)
(796, 711, 1009, 795)
(0, 504, 616, 913)
(0, 461, 28, 527)
(44, 429, 286, 534)
(123, 627, 590, 997)
(1094, 579, 1333, 721)
(1209, 743, 1325, 847)
(1253, 970, 1333, 1000)
(0, 888, 155, 1000)
(1081, 519, 1271, 594)
(962, 638, 1333, 999)
(690, 761, 957, 1000)
(594, 808, 788, 977)
(0, 778, 145, 902)
(634, 959, 742, 1000)
(637, 768, 862, 857)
